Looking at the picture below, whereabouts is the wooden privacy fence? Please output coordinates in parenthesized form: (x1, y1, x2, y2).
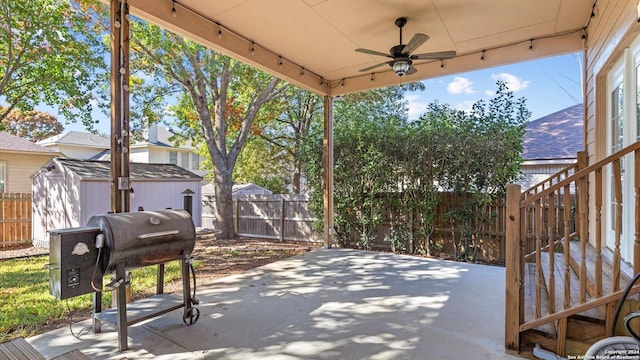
(202, 194, 320, 243)
(0, 193, 32, 247)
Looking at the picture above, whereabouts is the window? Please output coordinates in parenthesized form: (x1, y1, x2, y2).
(192, 153, 200, 170)
(169, 151, 178, 165)
(181, 152, 189, 168)
(0, 161, 5, 193)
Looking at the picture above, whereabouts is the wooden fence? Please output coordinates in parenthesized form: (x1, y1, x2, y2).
(0, 193, 32, 248)
(202, 194, 320, 243)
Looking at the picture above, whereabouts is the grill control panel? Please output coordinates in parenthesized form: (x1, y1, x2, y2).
(48, 227, 103, 300)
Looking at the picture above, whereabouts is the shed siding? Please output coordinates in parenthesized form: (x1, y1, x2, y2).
(584, 0, 639, 249)
(80, 181, 111, 225)
(32, 160, 202, 246)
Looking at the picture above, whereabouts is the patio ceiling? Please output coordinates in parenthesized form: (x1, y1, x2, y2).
(122, 0, 592, 96)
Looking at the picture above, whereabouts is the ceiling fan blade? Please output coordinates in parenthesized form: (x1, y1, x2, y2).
(402, 33, 429, 55)
(411, 50, 457, 60)
(355, 48, 392, 58)
(359, 61, 391, 72)
(406, 65, 418, 76)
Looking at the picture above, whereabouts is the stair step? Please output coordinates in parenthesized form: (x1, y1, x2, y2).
(568, 240, 633, 295)
(524, 263, 556, 335)
(539, 252, 604, 320)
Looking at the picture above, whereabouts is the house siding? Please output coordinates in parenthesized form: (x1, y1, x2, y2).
(0, 152, 57, 193)
(584, 0, 640, 254)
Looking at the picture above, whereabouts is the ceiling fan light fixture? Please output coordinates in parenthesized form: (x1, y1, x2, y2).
(392, 60, 411, 76)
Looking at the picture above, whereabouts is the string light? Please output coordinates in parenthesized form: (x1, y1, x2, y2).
(320, 78, 324, 86)
(370, 73, 374, 81)
(440, 59, 444, 71)
(171, 0, 176, 18)
(250, 42, 255, 55)
(480, 50, 485, 64)
(278, 56, 283, 68)
(217, 23, 222, 38)
(341, 79, 345, 87)
(300, 68, 305, 77)
(528, 39, 533, 53)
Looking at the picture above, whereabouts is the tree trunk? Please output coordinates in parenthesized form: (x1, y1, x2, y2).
(214, 168, 235, 239)
(292, 158, 302, 194)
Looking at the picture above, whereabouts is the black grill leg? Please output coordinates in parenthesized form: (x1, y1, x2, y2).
(115, 263, 128, 351)
(182, 257, 191, 311)
(93, 291, 102, 333)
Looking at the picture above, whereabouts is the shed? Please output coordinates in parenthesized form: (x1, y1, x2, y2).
(31, 158, 202, 247)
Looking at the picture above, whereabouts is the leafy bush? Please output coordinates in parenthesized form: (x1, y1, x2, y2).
(302, 81, 529, 259)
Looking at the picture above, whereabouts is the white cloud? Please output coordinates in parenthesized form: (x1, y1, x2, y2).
(484, 90, 494, 96)
(405, 94, 428, 120)
(454, 100, 476, 113)
(491, 73, 530, 91)
(447, 77, 475, 95)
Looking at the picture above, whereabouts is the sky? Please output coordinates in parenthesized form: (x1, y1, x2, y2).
(405, 52, 583, 122)
(54, 52, 583, 133)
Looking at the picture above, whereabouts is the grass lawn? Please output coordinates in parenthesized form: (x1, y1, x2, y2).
(0, 255, 183, 342)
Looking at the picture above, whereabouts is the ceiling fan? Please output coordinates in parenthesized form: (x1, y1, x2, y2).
(355, 17, 456, 77)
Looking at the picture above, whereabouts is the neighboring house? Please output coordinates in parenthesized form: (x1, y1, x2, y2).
(518, 104, 583, 190)
(37, 123, 207, 177)
(0, 132, 60, 193)
(129, 122, 206, 178)
(31, 158, 202, 247)
(37, 131, 110, 160)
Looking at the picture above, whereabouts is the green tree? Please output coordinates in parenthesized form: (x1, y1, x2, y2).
(233, 137, 289, 194)
(254, 87, 323, 194)
(130, 22, 283, 239)
(0, 0, 106, 128)
(303, 81, 528, 257)
(301, 85, 422, 248)
(1, 108, 63, 141)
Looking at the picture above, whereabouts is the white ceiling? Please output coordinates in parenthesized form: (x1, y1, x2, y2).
(122, 0, 592, 96)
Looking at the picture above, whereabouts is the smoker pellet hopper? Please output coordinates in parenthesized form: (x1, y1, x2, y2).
(47, 209, 200, 351)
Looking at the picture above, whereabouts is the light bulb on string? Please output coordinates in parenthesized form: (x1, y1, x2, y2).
(480, 50, 485, 64)
(528, 39, 533, 54)
(171, 0, 176, 18)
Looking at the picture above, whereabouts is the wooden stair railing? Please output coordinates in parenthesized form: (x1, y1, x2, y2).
(506, 143, 640, 357)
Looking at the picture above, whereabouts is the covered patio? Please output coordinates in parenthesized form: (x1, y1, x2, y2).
(28, 248, 518, 359)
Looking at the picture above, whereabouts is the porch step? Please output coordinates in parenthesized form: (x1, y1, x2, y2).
(568, 240, 633, 296)
(524, 253, 602, 334)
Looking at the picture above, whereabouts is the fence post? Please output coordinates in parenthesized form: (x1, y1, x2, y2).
(234, 198, 239, 234)
(280, 197, 285, 242)
(505, 183, 522, 353)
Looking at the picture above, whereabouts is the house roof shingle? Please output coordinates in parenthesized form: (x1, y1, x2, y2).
(52, 158, 202, 181)
(0, 132, 58, 154)
(521, 104, 583, 161)
(37, 131, 110, 148)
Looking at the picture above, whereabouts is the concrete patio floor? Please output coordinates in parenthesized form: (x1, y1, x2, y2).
(28, 248, 521, 360)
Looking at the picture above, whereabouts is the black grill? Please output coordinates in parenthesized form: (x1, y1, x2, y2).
(47, 209, 200, 352)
